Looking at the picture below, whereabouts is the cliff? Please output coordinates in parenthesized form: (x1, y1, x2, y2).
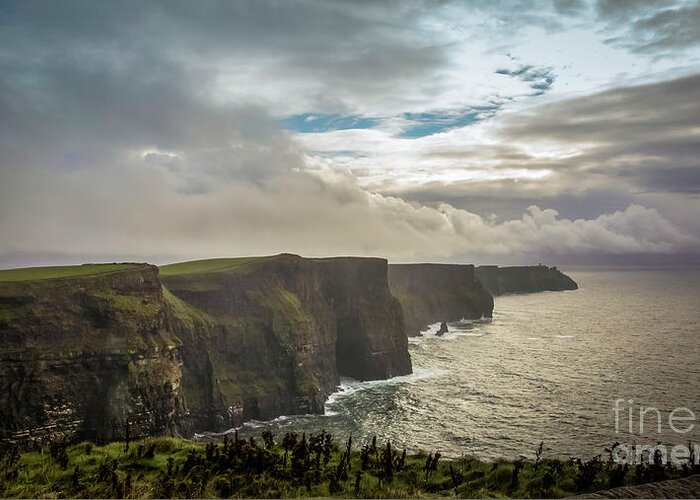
(388, 264, 494, 336)
(0, 255, 411, 446)
(474, 265, 578, 295)
(0, 264, 183, 446)
(163, 254, 410, 434)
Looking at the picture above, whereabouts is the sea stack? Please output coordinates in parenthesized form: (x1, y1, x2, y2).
(388, 263, 493, 336)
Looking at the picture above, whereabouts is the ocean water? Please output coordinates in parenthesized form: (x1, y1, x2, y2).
(229, 268, 700, 461)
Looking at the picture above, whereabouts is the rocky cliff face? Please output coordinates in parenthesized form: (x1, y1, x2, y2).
(474, 265, 578, 296)
(164, 254, 411, 434)
(0, 255, 411, 446)
(0, 264, 183, 447)
(388, 264, 494, 336)
(313, 258, 411, 381)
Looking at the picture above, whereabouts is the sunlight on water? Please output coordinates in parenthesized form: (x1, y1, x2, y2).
(232, 269, 700, 460)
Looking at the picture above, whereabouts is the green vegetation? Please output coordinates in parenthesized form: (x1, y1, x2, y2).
(255, 287, 311, 331)
(1, 434, 697, 499)
(0, 263, 139, 283)
(159, 257, 270, 277)
(162, 286, 215, 325)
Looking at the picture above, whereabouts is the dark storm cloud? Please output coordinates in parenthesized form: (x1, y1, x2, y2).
(498, 72, 700, 194)
(0, 0, 450, 115)
(501, 73, 700, 143)
(385, 181, 634, 221)
(0, 32, 304, 188)
(0, 0, 454, 190)
(623, 165, 700, 194)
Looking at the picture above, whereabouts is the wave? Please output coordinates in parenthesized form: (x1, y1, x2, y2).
(195, 368, 441, 438)
(409, 320, 490, 345)
(194, 414, 311, 440)
(324, 367, 441, 413)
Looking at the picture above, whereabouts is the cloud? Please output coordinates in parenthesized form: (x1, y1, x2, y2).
(2, 156, 698, 267)
(296, 71, 700, 249)
(595, 0, 700, 54)
(1, 45, 696, 265)
(0, 0, 456, 117)
(1, 0, 700, 267)
(496, 72, 700, 194)
(495, 64, 556, 95)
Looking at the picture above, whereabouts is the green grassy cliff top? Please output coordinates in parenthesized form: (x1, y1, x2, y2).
(0, 263, 141, 283)
(159, 256, 276, 276)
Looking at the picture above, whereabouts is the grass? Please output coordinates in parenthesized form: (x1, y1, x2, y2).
(159, 257, 271, 277)
(0, 264, 139, 283)
(255, 287, 311, 331)
(162, 287, 215, 325)
(1, 433, 695, 499)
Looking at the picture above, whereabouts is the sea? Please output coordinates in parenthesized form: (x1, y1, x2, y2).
(223, 268, 700, 461)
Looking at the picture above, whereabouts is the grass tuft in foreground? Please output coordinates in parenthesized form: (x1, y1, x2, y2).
(0, 433, 697, 498)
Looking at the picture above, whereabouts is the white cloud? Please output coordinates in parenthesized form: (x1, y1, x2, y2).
(2, 158, 697, 266)
(2, 0, 700, 267)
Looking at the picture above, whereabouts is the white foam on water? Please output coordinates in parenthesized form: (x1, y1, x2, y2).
(196, 367, 443, 438)
(323, 366, 442, 414)
(407, 322, 442, 345)
(194, 414, 306, 440)
(410, 320, 491, 344)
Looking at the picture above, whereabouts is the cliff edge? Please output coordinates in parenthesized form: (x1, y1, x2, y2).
(0, 264, 183, 446)
(162, 254, 411, 434)
(0, 255, 411, 446)
(388, 264, 494, 336)
(475, 265, 578, 296)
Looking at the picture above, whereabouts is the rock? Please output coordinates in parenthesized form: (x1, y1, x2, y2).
(436, 322, 448, 336)
(168, 254, 412, 433)
(0, 264, 183, 446)
(388, 264, 494, 336)
(475, 264, 578, 296)
(0, 254, 413, 446)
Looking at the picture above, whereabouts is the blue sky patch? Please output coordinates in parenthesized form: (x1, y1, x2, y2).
(279, 113, 379, 133)
(399, 107, 498, 138)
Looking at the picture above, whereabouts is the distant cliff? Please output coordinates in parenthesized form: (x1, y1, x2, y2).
(0, 255, 411, 446)
(474, 265, 578, 296)
(388, 264, 494, 336)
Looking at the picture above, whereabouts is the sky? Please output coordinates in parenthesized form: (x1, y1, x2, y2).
(1, 0, 700, 267)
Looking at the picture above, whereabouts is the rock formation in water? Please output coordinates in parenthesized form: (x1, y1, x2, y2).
(0, 254, 411, 446)
(474, 264, 578, 296)
(388, 264, 494, 336)
(436, 322, 448, 337)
